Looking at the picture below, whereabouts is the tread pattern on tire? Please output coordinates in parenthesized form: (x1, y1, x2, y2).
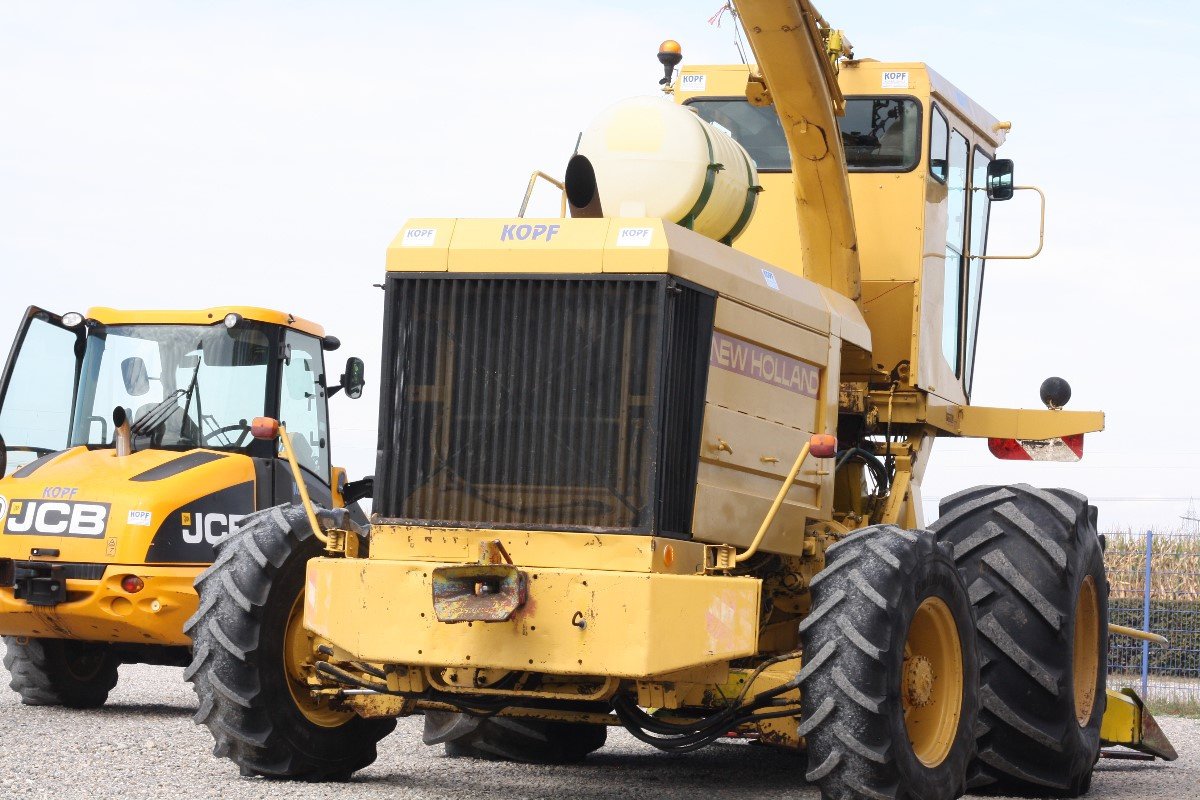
(184, 504, 394, 781)
(931, 484, 1106, 797)
(3, 636, 118, 708)
(423, 710, 607, 763)
(800, 525, 977, 800)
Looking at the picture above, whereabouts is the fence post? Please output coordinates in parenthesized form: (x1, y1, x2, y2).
(1141, 529, 1153, 698)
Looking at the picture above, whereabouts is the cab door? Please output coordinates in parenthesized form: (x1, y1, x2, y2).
(0, 307, 82, 477)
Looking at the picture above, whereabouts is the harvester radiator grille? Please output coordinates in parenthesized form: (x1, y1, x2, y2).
(375, 275, 714, 535)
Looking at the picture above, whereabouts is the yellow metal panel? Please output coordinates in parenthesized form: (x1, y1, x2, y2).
(700, 403, 812, 482)
(385, 218, 457, 272)
(0, 446, 257, 566)
(86, 306, 325, 337)
(366, 527, 707, 576)
(447, 218, 607, 273)
(0, 566, 198, 645)
(676, 65, 754, 100)
(714, 299, 829, 366)
(860, 280, 916, 374)
(600, 218, 670, 273)
(956, 406, 1106, 439)
(691, 464, 815, 556)
(727, 173, 803, 276)
(730, 0, 861, 301)
(1100, 688, 1139, 745)
(304, 558, 761, 677)
(662, 224, 835, 335)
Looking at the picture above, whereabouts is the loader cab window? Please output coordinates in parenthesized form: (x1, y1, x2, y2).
(69, 323, 272, 451)
(930, 106, 949, 183)
(0, 313, 79, 471)
(942, 129, 969, 373)
(964, 148, 994, 396)
(685, 97, 921, 172)
(279, 330, 329, 479)
(838, 97, 921, 171)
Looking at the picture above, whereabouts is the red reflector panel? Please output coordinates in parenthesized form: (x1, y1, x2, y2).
(988, 434, 1084, 462)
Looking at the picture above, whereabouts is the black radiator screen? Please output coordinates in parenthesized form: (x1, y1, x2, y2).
(374, 275, 714, 535)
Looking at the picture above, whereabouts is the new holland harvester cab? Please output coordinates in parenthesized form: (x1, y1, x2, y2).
(186, 1, 1176, 796)
(0, 305, 367, 707)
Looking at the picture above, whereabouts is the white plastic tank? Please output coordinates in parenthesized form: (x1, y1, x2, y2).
(567, 96, 760, 243)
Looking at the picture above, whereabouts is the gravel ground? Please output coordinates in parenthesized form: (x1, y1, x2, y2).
(0, 642, 1194, 800)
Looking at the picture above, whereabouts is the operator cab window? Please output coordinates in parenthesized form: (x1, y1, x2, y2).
(279, 330, 329, 479)
(71, 324, 272, 451)
(838, 97, 921, 171)
(964, 148, 994, 397)
(942, 129, 970, 374)
(0, 314, 77, 471)
(930, 106, 949, 182)
(686, 97, 921, 173)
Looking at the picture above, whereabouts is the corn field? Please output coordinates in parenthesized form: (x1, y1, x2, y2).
(1104, 529, 1200, 711)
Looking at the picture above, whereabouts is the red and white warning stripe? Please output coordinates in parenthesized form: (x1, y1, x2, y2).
(988, 434, 1084, 462)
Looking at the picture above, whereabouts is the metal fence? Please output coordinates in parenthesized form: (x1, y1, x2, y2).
(1106, 531, 1200, 706)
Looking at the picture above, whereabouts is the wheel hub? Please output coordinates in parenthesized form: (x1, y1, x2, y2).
(904, 654, 935, 707)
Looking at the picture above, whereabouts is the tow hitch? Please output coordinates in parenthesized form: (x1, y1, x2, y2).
(431, 540, 528, 623)
(0, 559, 68, 607)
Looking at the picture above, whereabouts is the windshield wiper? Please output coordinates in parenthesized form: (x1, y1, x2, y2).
(130, 351, 203, 439)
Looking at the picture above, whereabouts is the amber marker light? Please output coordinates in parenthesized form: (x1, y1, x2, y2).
(251, 417, 280, 440)
(657, 39, 683, 86)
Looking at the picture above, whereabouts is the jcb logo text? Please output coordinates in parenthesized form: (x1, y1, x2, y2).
(3, 500, 110, 538)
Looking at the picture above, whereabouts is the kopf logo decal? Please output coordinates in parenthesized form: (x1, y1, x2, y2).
(2, 500, 111, 538)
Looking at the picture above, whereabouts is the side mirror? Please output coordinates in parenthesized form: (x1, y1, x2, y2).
(987, 158, 1015, 201)
(340, 357, 366, 400)
(120, 357, 150, 397)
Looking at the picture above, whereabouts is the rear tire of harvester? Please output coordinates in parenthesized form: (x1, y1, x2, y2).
(423, 710, 607, 763)
(183, 504, 394, 781)
(931, 485, 1107, 797)
(2, 636, 119, 708)
(800, 525, 978, 800)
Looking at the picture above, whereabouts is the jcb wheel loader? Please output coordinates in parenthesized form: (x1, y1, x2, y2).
(187, 1, 1176, 796)
(0, 306, 368, 710)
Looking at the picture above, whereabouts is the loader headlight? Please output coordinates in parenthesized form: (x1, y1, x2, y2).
(224, 313, 243, 329)
(61, 312, 84, 328)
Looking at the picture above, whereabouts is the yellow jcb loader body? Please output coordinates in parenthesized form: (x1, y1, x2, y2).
(0, 305, 365, 706)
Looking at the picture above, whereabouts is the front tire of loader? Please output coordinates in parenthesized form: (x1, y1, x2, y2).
(2, 636, 119, 708)
(800, 525, 979, 800)
(931, 484, 1107, 797)
(183, 504, 395, 780)
(423, 710, 607, 763)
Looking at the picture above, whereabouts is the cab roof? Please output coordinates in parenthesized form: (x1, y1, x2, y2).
(85, 306, 326, 338)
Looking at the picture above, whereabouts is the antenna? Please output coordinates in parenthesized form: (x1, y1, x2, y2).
(708, 2, 749, 66)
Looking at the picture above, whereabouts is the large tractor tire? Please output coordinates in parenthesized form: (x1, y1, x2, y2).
(184, 504, 395, 780)
(3, 636, 119, 708)
(931, 485, 1107, 797)
(800, 525, 979, 800)
(423, 710, 607, 763)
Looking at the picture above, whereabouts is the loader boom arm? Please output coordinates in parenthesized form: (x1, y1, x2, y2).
(731, 0, 861, 301)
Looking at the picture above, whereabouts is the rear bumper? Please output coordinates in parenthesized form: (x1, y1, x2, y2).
(0, 565, 199, 646)
(305, 556, 761, 678)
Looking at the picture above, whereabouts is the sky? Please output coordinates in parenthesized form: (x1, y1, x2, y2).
(1, 1, 1197, 530)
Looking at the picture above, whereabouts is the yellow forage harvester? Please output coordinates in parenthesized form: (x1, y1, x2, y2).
(186, 2, 1175, 796)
